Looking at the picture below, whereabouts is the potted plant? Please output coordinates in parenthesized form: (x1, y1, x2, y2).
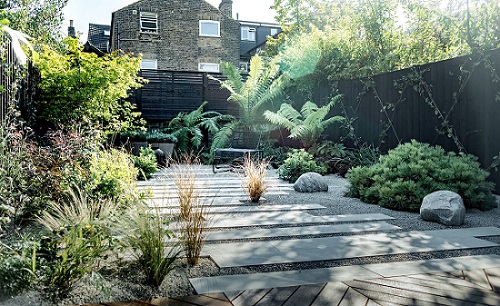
(146, 130, 178, 162)
(121, 129, 148, 156)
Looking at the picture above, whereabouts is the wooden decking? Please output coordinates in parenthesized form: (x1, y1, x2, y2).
(88, 267, 500, 306)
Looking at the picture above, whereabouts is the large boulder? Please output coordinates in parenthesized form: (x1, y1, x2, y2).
(420, 190, 465, 226)
(293, 172, 328, 193)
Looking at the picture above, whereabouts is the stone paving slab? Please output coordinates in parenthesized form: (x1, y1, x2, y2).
(207, 212, 395, 229)
(202, 227, 499, 268)
(161, 204, 326, 215)
(204, 222, 400, 241)
(190, 265, 380, 294)
(146, 190, 291, 198)
(190, 254, 500, 294)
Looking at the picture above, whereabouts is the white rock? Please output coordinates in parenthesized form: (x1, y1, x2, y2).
(293, 172, 328, 193)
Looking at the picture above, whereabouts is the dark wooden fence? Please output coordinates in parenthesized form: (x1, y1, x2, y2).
(130, 49, 500, 192)
(131, 69, 237, 122)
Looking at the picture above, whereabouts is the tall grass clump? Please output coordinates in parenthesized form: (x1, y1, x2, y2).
(37, 187, 121, 297)
(172, 155, 211, 266)
(242, 157, 269, 203)
(122, 205, 179, 287)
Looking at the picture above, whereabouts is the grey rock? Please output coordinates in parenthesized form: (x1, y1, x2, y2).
(294, 172, 328, 193)
(420, 190, 466, 226)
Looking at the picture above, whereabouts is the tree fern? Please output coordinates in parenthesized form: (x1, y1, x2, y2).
(264, 95, 344, 149)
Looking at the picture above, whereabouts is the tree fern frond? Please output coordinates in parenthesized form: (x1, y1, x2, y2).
(264, 109, 295, 131)
(210, 122, 237, 155)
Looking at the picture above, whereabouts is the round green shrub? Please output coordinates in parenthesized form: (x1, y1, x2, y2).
(278, 149, 326, 183)
(132, 146, 159, 180)
(346, 140, 496, 211)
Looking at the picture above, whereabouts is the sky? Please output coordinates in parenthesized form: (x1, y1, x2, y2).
(62, 0, 277, 42)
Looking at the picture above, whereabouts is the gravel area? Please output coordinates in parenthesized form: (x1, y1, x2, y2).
(4, 170, 500, 305)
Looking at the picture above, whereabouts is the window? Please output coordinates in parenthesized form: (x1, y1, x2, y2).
(199, 20, 220, 37)
(103, 30, 110, 36)
(270, 28, 279, 36)
(239, 61, 249, 72)
(140, 12, 158, 33)
(198, 63, 220, 73)
(141, 59, 157, 69)
(241, 26, 256, 41)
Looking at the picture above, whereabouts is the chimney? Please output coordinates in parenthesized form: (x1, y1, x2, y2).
(68, 20, 76, 38)
(219, 0, 233, 18)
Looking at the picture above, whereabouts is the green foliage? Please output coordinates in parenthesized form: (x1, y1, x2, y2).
(88, 148, 137, 201)
(346, 140, 496, 211)
(1, 0, 68, 48)
(166, 101, 233, 155)
(122, 206, 179, 287)
(310, 141, 380, 176)
(132, 146, 158, 180)
(38, 188, 121, 295)
(278, 149, 326, 183)
(34, 38, 145, 136)
(212, 55, 288, 130)
(0, 236, 38, 295)
(145, 130, 177, 143)
(264, 97, 344, 149)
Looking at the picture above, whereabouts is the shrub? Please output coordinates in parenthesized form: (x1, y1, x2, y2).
(88, 148, 137, 200)
(346, 140, 496, 211)
(0, 236, 38, 296)
(310, 141, 380, 176)
(278, 149, 326, 183)
(122, 206, 179, 287)
(131, 146, 158, 180)
(37, 188, 121, 296)
(243, 158, 269, 202)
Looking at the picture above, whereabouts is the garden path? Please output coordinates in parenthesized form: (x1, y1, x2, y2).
(106, 165, 500, 305)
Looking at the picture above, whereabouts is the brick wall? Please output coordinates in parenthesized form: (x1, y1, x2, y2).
(110, 0, 240, 71)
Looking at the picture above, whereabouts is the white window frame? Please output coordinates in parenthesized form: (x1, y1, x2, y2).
(141, 59, 158, 70)
(198, 63, 220, 73)
(239, 61, 249, 72)
(103, 30, 111, 36)
(270, 28, 279, 36)
(199, 20, 220, 37)
(241, 26, 256, 41)
(140, 12, 158, 33)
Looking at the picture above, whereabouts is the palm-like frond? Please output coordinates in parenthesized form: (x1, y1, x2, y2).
(210, 121, 237, 155)
(263, 95, 344, 149)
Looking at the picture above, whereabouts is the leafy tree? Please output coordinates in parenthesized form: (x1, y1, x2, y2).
(264, 97, 344, 150)
(33, 38, 145, 137)
(166, 101, 234, 154)
(1, 0, 68, 47)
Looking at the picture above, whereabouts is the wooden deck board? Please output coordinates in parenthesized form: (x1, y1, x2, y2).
(310, 282, 349, 306)
(485, 267, 500, 293)
(232, 288, 272, 306)
(282, 283, 325, 306)
(338, 287, 369, 306)
(255, 286, 299, 305)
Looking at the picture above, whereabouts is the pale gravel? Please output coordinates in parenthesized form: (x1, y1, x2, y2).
(4, 170, 500, 305)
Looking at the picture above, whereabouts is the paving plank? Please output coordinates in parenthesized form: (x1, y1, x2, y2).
(204, 222, 400, 241)
(170, 292, 232, 306)
(207, 212, 394, 229)
(485, 267, 500, 293)
(204, 231, 498, 268)
(462, 269, 493, 290)
(282, 283, 325, 306)
(160, 204, 326, 215)
(338, 287, 369, 306)
(365, 277, 500, 305)
(255, 286, 299, 306)
(423, 227, 500, 238)
(190, 266, 381, 294)
(310, 282, 349, 306)
(232, 288, 272, 306)
(363, 255, 500, 278)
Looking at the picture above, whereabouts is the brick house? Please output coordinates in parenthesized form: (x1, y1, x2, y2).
(108, 0, 281, 73)
(109, 0, 240, 72)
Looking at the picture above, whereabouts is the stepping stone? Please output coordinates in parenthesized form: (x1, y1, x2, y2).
(163, 204, 326, 215)
(204, 222, 400, 241)
(190, 265, 380, 294)
(208, 212, 395, 229)
(189, 254, 500, 294)
(147, 189, 291, 198)
(202, 228, 499, 268)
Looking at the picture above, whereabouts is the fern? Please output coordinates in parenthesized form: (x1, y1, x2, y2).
(264, 95, 344, 149)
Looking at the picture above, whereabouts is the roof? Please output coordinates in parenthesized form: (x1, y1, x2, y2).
(87, 23, 111, 53)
